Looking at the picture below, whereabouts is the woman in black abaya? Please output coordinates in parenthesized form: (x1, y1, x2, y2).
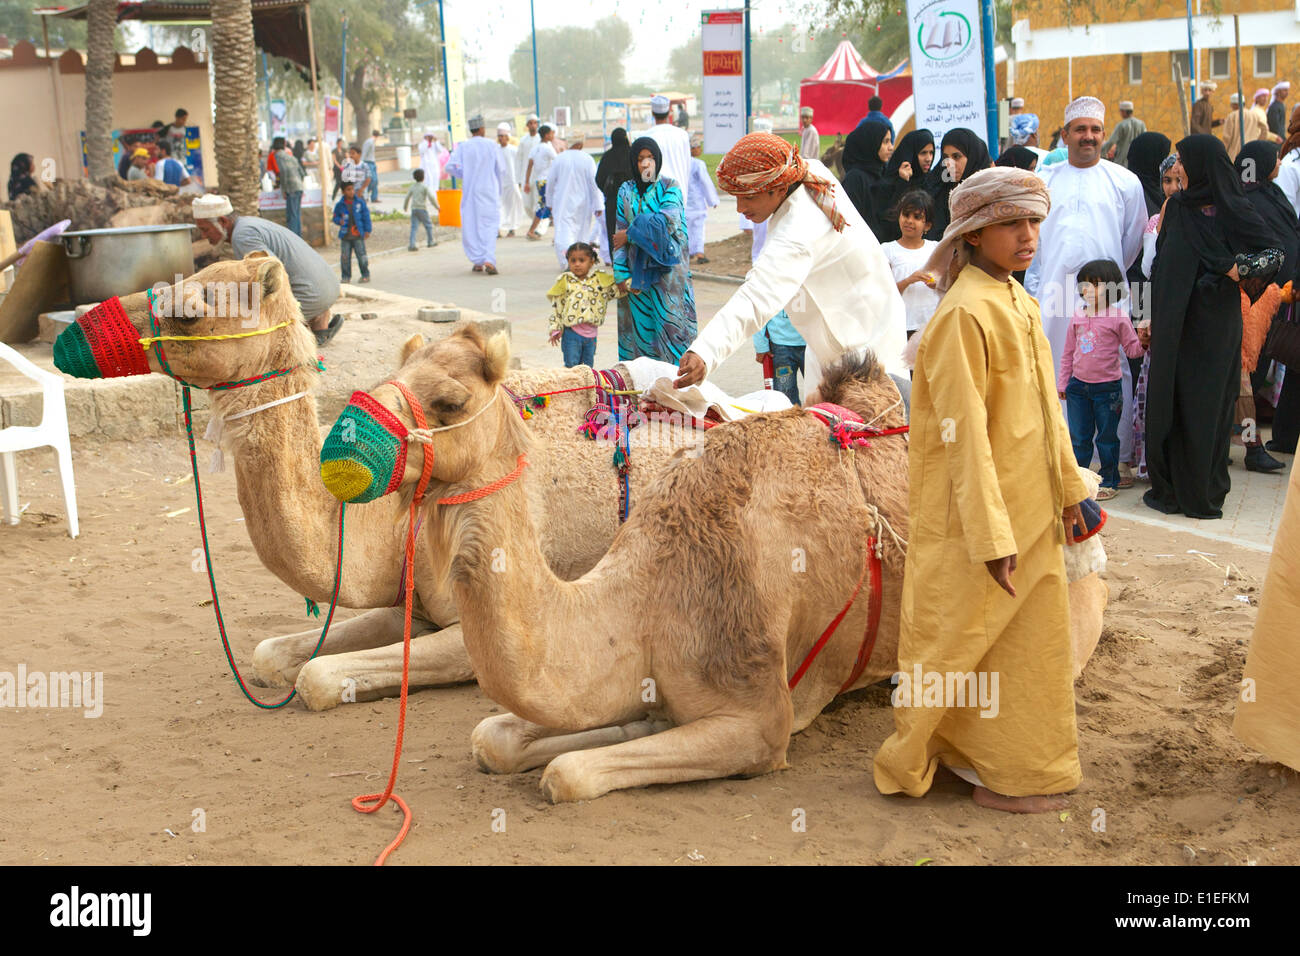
(1145, 135, 1271, 519)
(595, 128, 632, 253)
(875, 128, 935, 242)
(924, 128, 991, 240)
(1127, 132, 1173, 217)
(840, 121, 894, 241)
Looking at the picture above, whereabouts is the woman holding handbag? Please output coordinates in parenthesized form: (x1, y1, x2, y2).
(1145, 135, 1280, 519)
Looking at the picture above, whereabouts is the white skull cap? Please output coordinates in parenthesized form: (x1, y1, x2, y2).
(191, 194, 233, 219)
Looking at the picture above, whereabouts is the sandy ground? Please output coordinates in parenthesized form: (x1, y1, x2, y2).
(2, 434, 1297, 866)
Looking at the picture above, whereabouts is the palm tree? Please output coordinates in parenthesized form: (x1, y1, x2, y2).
(84, 0, 116, 181)
(211, 0, 262, 214)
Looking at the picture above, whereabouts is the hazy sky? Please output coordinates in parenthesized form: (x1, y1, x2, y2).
(451, 0, 818, 87)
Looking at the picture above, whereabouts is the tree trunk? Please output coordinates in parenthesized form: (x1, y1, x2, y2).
(347, 62, 369, 144)
(210, 0, 262, 215)
(84, 0, 116, 182)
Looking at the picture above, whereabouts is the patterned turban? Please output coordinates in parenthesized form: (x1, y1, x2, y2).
(923, 166, 1052, 290)
(716, 132, 845, 231)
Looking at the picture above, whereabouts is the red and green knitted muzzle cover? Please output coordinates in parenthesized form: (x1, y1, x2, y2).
(52, 296, 151, 379)
(320, 391, 410, 503)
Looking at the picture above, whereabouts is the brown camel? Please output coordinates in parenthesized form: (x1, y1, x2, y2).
(324, 325, 913, 801)
(55, 253, 702, 709)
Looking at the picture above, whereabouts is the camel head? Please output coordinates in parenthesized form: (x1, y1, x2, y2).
(53, 251, 316, 390)
(320, 322, 515, 504)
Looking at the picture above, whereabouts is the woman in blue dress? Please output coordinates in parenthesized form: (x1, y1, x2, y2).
(611, 137, 697, 362)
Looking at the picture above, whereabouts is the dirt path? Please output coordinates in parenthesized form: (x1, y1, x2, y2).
(1, 436, 1296, 865)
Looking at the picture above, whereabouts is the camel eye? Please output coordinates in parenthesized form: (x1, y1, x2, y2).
(437, 401, 465, 415)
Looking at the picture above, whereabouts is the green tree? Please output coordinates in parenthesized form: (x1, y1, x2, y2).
(309, 0, 444, 141)
(508, 16, 633, 112)
(0, 2, 86, 50)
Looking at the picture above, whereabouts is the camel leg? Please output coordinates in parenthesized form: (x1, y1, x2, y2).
(294, 625, 475, 711)
(250, 606, 419, 688)
(471, 712, 672, 774)
(539, 714, 790, 804)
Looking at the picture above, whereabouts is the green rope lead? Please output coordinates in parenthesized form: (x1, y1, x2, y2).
(182, 386, 346, 709)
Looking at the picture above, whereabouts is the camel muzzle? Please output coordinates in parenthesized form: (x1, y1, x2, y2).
(320, 391, 410, 503)
(52, 296, 151, 379)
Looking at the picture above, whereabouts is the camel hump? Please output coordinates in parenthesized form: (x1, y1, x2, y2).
(811, 350, 885, 412)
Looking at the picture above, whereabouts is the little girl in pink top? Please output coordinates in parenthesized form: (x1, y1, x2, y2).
(1057, 258, 1147, 499)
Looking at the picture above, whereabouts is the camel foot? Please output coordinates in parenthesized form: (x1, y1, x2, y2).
(539, 752, 603, 803)
(250, 640, 298, 688)
(473, 714, 664, 774)
(972, 786, 1070, 814)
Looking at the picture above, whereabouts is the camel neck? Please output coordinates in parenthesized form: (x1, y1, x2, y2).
(435, 414, 645, 724)
(219, 370, 406, 606)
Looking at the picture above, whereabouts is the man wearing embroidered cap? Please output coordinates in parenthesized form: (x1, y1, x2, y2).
(192, 194, 343, 345)
(1268, 81, 1291, 138)
(674, 132, 907, 397)
(874, 166, 1091, 813)
(1101, 99, 1145, 166)
(1009, 96, 1025, 114)
(641, 94, 693, 206)
(1025, 95, 1146, 481)
(496, 122, 527, 236)
(445, 114, 506, 273)
(799, 106, 820, 160)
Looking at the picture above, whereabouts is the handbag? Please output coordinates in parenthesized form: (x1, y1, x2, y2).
(1235, 248, 1284, 282)
(1263, 301, 1300, 368)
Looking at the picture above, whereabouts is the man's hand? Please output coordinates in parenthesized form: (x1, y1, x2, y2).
(1064, 502, 1087, 542)
(985, 554, 1017, 598)
(674, 351, 707, 389)
(524, 182, 531, 193)
(1136, 323, 1151, 347)
(612, 229, 627, 250)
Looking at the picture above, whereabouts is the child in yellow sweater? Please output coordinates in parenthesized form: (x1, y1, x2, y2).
(547, 242, 623, 368)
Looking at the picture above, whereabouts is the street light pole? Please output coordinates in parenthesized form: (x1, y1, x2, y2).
(531, 0, 541, 118)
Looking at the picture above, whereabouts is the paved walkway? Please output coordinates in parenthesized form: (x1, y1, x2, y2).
(350, 183, 1294, 552)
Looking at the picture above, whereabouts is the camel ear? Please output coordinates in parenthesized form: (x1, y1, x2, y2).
(243, 250, 272, 261)
(482, 331, 510, 385)
(254, 256, 283, 299)
(401, 333, 425, 365)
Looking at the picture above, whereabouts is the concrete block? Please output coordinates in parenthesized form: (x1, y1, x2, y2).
(0, 382, 95, 435)
(1, 388, 41, 428)
(38, 310, 77, 344)
(468, 317, 511, 340)
(418, 306, 460, 323)
(62, 384, 99, 437)
(90, 376, 177, 440)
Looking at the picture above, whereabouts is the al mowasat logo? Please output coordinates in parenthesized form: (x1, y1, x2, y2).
(918, 12, 973, 61)
(49, 887, 151, 936)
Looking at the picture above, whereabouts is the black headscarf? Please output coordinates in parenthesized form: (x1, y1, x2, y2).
(841, 121, 892, 239)
(1127, 131, 1172, 216)
(1164, 134, 1269, 272)
(596, 127, 632, 243)
(884, 128, 934, 181)
(995, 146, 1038, 170)
(628, 136, 662, 195)
(925, 128, 992, 239)
(8, 153, 36, 202)
(1236, 140, 1300, 285)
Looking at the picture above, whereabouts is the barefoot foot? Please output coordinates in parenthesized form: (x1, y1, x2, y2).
(972, 786, 1070, 814)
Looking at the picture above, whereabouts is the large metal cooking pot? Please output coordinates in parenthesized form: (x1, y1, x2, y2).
(60, 224, 196, 305)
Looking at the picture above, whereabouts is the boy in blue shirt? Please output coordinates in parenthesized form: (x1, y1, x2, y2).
(332, 181, 372, 283)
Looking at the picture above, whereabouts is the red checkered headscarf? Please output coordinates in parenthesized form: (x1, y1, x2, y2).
(716, 132, 846, 232)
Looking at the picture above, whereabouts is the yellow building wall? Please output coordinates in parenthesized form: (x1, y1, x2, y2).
(1015, 44, 1300, 143)
(1013, 0, 1288, 32)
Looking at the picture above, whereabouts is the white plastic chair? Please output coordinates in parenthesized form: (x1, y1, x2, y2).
(0, 343, 78, 537)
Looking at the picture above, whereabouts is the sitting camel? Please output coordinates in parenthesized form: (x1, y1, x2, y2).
(327, 326, 1110, 802)
(52, 252, 703, 709)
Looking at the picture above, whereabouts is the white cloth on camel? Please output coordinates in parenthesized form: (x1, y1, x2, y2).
(620, 356, 792, 422)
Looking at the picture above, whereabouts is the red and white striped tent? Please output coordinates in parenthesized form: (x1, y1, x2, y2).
(799, 40, 912, 136)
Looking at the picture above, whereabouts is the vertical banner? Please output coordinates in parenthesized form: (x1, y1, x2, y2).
(324, 96, 341, 142)
(270, 99, 288, 138)
(906, 0, 988, 149)
(701, 10, 745, 155)
(445, 25, 468, 145)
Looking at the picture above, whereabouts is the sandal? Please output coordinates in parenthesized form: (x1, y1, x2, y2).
(313, 314, 345, 346)
(484, 263, 498, 275)
(1096, 486, 1119, 501)
(472, 264, 485, 272)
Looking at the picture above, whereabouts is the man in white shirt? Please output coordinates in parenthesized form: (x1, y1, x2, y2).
(1024, 95, 1146, 467)
(1277, 145, 1300, 215)
(516, 114, 540, 190)
(674, 132, 907, 398)
(496, 123, 528, 236)
(799, 107, 820, 160)
(642, 94, 692, 206)
(444, 115, 506, 273)
(419, 131, 446, 186)
(524, 124, 557, 239)
(360, 129, 380, 202)
(545, 135, 603, 266)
